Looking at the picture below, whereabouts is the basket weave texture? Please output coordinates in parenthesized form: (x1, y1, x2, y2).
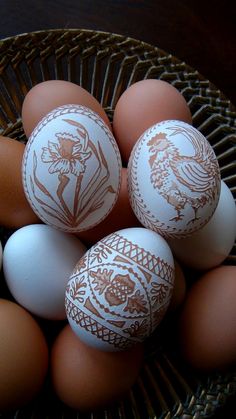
(0, 28, 235, 418)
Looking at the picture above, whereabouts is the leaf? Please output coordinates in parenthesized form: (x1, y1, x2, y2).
(90, 268, 113, 294)
(124, 290, 148, 314)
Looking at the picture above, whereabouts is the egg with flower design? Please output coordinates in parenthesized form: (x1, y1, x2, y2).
(22, 104, 122, 232)
(65, 227, 175, 351)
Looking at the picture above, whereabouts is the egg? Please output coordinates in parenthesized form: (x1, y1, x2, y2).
(51, 324, 144, 411)
(128, 120, 221, 239)
(3, 224, 87, 320)
(65, 227, 174, 351)
(22, 104, 122, 233)
(76, 167, 141, 245)
(168, 181, 236, 270)
(22, 80, 111, 137)
(178, 265, 236, 371)
(0, 240, 2, 269)
(113, 79, 192, 164)
(0, 299, 48, 410)
(0, 136, 39, 228)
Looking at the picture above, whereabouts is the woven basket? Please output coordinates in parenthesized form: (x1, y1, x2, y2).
(0, 28, 236, 418)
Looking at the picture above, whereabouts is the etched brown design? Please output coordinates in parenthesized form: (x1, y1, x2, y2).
(66, 231, 174, 349)
(22, 105, 121, 232)
(65, 296, 132, 350)
(102, 233, 173, 284)
(147, 125, 219, 224)
(66, 275, 87, 303)
(128, 122, 221, 238)
(124, 319, 148, 339)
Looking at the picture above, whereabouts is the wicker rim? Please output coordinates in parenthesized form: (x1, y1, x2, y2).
(0, 28, 235, 418)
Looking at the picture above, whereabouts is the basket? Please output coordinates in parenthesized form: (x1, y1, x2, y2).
(0, 28, 236, 418)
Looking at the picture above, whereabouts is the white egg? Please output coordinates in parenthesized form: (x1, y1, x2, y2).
(168, 181, 236, 270)
(0, 240, 2, 269)
(22, 104, 121, 233)
(65, 227, 174, 351)
(127, 120, 221, 239)
(3, 224, 86, 320)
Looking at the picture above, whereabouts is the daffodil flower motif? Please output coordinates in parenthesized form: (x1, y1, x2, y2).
(41, 132, 91, 176)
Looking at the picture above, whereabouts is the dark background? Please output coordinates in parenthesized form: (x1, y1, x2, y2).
(1, 0, 236, 107)
(1, 1, 236, 417)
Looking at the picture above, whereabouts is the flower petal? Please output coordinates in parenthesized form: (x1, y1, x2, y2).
(48, 141, 61, 158)
(49, 159, 71, 174)
(70, 159, 85, 176)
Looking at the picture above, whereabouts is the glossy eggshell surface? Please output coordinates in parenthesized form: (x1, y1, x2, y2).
(22, 104, 121, 233)
(113, 79, 192, 163)
(51, 325, 144, 411)
(66, 227, 174, 351)
(3, 224, 87, 320)
(0, 299, 48, 411)
(0, 136, 39, 228)
(128, 120, 221, 239)
(22, 80, 111, 137)
(76, 167, 141, 245)
(168, 180, 236, 270)
(178, 265, 236, 371)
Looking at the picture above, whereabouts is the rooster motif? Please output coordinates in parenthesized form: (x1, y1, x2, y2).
(147, 125, 220, 224)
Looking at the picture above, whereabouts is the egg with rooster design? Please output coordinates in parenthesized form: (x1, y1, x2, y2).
(127, 120, 221, 239)
(65, 227, 175, 351)
(22, 104, 121, 233)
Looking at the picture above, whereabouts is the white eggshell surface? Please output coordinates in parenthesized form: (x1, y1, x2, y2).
(22, 104, 121, 232)
(168, 181, 236, 270)
(128, 120, 221, 239)
(3, 224, 87, 320)
(0, 240, 2, 269)
(65, 227, 174, 351)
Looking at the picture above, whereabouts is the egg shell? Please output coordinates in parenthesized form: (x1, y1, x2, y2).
(76, 167, 141, 246)
(0, 299, 48, 410)
(178, 265, 236, 371)
(65, 227, 174, 351)
(168, 180, 236, 270)
(0, 240, 2, 269)
(113, 79, 192, 164)
(0, 136, 39, 228)
(22, 104, 122, 233)
(22, 80, 111, 137)
(128, 120, 221, 239)
(3, 224, 87, 320)
(51, 324, 144, 411)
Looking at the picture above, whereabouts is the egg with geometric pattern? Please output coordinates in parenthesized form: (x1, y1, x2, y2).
(65, 227, 174, 351)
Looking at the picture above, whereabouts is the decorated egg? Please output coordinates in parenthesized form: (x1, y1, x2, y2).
(22, 104, 121, 233)
(65, 227, 174, 351)
(127, 120, 221, 239)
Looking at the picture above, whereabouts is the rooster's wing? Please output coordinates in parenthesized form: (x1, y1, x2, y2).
(170, 157, 213, 192)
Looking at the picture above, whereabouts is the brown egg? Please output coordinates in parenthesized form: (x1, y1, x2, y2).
(178, 265, 236, 371)
(51, 325, 144, 411)
(22, 80, 111, 137)
(168, 259, 187, 312)
(113, 79, 192, 164)
(0, 136, 39, 228)
(0, 299, 49, 410)
(76, 167, 140, 246)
